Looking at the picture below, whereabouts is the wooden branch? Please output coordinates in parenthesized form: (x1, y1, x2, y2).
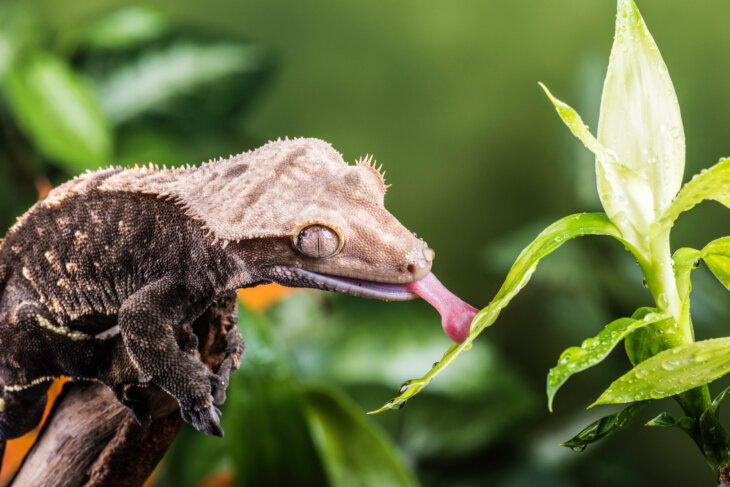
(721, 465, 730, 487)
(10, 293, 239, 487)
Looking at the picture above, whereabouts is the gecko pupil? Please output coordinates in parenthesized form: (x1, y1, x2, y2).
(295, 225, 339, 258)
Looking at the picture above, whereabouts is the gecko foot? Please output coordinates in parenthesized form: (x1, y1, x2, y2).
(211, 326, 245, 405)
(209, 373, 227, 406)
(181, 403, 223, 437)
(112, 384, 153, 428)
(124, 400, 153, 428)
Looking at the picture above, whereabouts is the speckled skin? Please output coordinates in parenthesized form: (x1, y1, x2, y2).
(0, 138, 433, 446)
(0, 188, 249, 438)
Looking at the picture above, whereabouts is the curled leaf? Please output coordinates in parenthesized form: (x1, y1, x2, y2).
(561, 402, 646, 452)
(657, 158, 730, 230)
(702, 237, 730, 291)
(645, 411, 694, 431)
(547, 311, 672, 411)
(712, 386, 730, 416)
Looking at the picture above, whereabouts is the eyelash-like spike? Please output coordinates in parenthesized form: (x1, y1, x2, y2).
(355, 154, 390, 191)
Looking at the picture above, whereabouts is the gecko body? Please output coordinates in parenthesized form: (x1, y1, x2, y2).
(0, 138, 433, 442)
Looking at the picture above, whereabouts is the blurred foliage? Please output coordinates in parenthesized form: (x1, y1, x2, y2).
(157, 295, 537, 486)
(0, 1, 729, 486)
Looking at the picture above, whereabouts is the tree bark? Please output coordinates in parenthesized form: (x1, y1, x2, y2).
(9, 293, 239, 487)
(721, 465, 730, 487)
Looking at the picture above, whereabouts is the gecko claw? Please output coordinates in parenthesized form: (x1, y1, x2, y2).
(113, 385, 153, 428)
(209, 374, 227, 405)
(182, 403, 223, 437)
(127, 404, 153, 428)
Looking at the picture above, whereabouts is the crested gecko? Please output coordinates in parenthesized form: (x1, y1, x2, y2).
(0, 138, 477, 453)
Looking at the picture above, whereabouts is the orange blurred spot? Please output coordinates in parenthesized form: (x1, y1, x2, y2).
(195, 469, 234, 487)
(143, 462, 162, 487)
(238, 283, 297, 312)
(35, 176, 53, 199)
(0, 378, 67, 487)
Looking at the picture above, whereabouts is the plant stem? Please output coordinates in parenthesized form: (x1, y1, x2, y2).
(640, 229, 729, 477)
(640, 230, 711, 413)
(644, 231, 683, 335)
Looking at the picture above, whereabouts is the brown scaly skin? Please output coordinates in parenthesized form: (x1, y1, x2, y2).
(0, 138, 433, 444)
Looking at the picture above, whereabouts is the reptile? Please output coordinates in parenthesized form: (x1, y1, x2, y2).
(0, 137, 476, 461)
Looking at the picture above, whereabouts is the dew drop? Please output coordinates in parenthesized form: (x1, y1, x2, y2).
(662, 360, 680, 370)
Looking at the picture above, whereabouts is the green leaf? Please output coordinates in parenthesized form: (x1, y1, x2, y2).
(664, 238, 729, 337)
(712, 386, 730, 415)
(624, 307, 681, 367)
(594, 338, 730, 406)
(547, 311, 672, 411)
(81, 6, 168, 50)
(95, 41, 262, 123)
(699, 409, 730, 470)
(673, 247, 703, 305)
(0, 4, 40, 78)
(561, 402, 646, 452)
(371, 213, 641, 413)
(304, 385, 419, 487)
(703, 236, 730, 291)
(539, 82, 613, 162)
(657, 158, 730, 230)
(668, 239, 730, 324)
(645, 411, 694, 431)
(1, 51, 112, 171)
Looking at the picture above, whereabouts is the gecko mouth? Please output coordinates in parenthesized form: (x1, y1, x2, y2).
(278, 267, 417, 301)
(270, 266, 479, 343)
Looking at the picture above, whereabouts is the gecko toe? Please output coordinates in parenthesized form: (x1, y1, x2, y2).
(209, 374, 227, 405)
(182, 403, 223, 437)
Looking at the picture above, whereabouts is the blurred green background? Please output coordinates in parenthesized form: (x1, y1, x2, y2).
(1, 1, 729, 486)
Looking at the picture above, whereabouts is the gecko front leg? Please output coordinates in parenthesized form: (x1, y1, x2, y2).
(118, 277, 225, 436)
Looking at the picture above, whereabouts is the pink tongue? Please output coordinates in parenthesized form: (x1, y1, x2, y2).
(404, 273, 478, 343)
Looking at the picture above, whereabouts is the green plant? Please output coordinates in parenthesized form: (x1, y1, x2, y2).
(373, 0, 730, 479)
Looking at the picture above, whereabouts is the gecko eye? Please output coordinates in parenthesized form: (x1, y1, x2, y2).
(294, 225, 340, 258)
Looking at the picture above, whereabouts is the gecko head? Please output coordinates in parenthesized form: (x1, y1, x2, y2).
(227, 138, 434, 300)
(227, 139, 477, 344)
